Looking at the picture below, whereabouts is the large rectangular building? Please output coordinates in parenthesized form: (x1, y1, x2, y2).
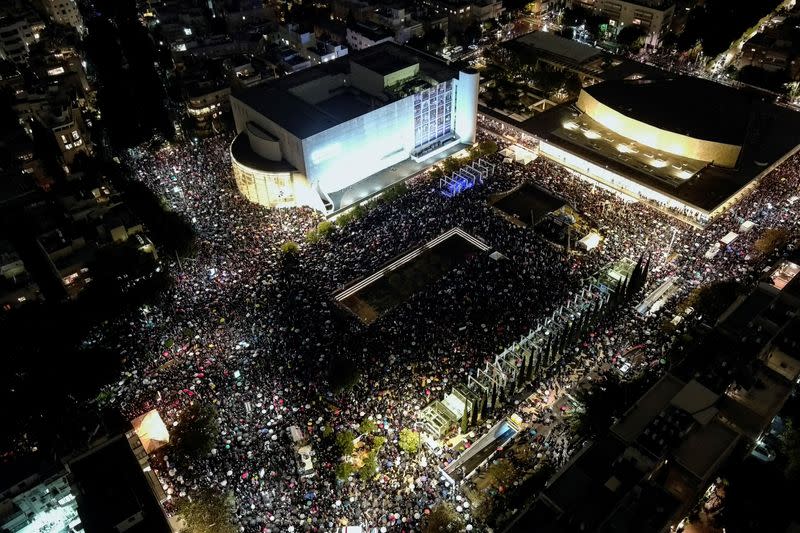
(230, 42, 479, 213)
(508, 74, 800, 225)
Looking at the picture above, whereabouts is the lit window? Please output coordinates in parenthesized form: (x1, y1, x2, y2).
(71, 130, 79, 140)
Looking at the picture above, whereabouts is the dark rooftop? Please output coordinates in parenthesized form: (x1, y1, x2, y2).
(232, 42, 457, 139)
(355, 46, 417, 76)
(510, 78, 800, 212)
(235, 87, 339, 138)
(584, 77, 752, 146)
(69, 434, 171, 533)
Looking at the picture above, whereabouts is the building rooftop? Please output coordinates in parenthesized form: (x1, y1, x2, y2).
(355, 47, 417, 76)
(516, 31, 603, 65)
(583, 77, 753, 146)
(68, 434, 171, 533)
(611, 374, 685, 444)
(232, 42, 457, 139)
(519, 78, 800, 212)
(672, 419, 738, 481)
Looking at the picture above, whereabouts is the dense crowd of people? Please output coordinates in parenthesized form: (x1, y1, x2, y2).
(82, 125, 799, 532)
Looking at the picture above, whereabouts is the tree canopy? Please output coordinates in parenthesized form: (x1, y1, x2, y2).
(179, 490, 238, 533)
(399, 428, 421, 454)
(171, 402, 219, 458)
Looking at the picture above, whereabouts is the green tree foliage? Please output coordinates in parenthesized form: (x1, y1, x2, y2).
(85, 0, 174, 149)
(335, 461, 355, 480)
(737, 66, 790, 93)
(335, 430, 356, 456)
(359, 450, 379, 479)
(305, 229, 321, 244)
(280, 240, 300, 255)
(677, 0, 779, 57)
(179, 490, 238, 533)
(316, 220, 334, 237)
(372, 436, 387, 450)
(359, 418, 378, 435)
(566, 375, 649, 439)
(172, 402, 219, 458)
(678, 280, 744, 322)
(425, 502, 465, 533)
(398, 428, 421, 454)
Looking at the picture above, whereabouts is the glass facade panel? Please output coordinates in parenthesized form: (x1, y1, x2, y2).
(413, 81, 456, 151)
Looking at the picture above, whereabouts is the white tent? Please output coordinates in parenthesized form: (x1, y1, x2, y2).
(131, 410, 170, 453)
(720, 232, 738, 245)
(577, 231, 603, 251)
(739, 221, 755, 233)
(704, 243, 721, 259)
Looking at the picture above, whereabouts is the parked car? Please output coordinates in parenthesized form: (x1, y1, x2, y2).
(751, 441, 776, 462)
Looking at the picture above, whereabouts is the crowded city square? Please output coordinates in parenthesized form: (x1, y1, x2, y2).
(81, 122, 800, 532)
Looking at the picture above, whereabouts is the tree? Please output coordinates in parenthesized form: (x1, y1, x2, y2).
(425, 27, 446, 48)
(487, 459, 516, 488)
(425, 502, 465, 533)
(398, 428, 421, 454)
(359, 418, 377, 435)
(328, 356, 360, 392)
(335, 461, 355, 480)
(780, 419, 800, 481)
(335, 430, 356, 456)
(172, 402, 219, 458)
(754, 228, 790, 256)
(280, 240, 300, 255)
(179, 490, 237, 533)
(316, 220, 334, 237)
(122, 181, 196, 257)
(463, 20, 483, 45)
(359, 450, 379, 479)
(617, 25, 647, 50)
(678, 280, 744, 322)
(305, 229, 321, 244)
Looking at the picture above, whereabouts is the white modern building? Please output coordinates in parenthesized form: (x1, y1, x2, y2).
(230, 42, 479, 213)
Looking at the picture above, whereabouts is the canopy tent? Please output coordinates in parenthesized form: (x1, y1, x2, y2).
(720, 232, 738, 245)
(739, 220, 755, 233)
(131, 409, 170, 453)
(704, 243, 720, 259)
(577, 231, 603, 251)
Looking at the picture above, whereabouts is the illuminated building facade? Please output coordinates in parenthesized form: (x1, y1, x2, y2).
(230, 42, 479, 213)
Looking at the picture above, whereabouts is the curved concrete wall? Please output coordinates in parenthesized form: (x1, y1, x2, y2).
(577, 90, 742, 168)
(246, 122, 283, 162)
